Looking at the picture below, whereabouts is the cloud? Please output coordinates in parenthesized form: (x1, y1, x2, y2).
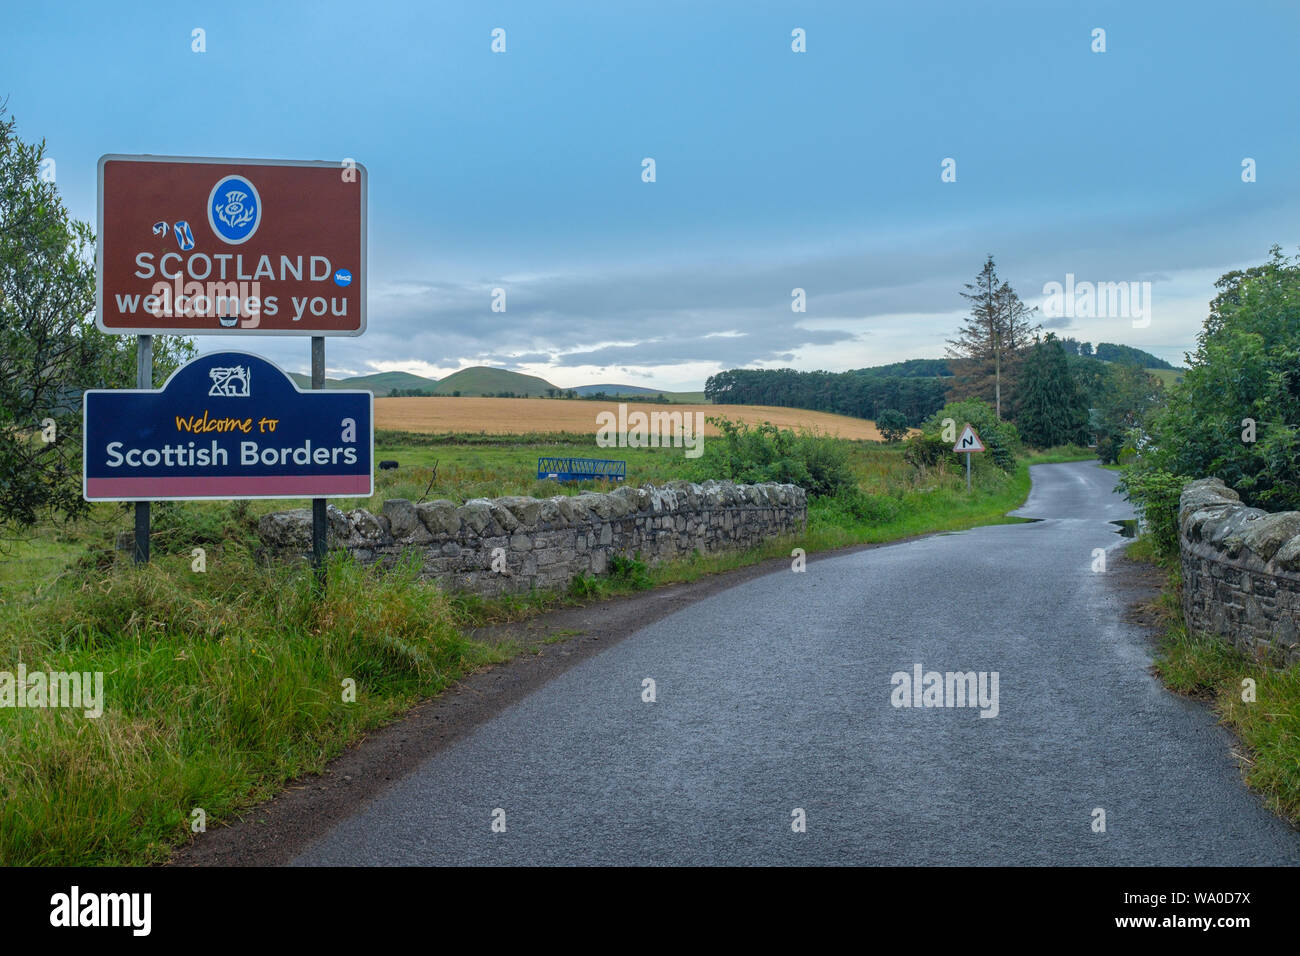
(195, 200, 1282, 386)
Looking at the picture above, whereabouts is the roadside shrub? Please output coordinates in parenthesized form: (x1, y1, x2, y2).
(1095, 436, 1119, 466)
(903, 433, 952, 472)
(608, 554, 652, 590)
(690, 418, 854, 498)
(567, 553, 653, 597)
(1117, 466, 1188, 558)
(568, 572, 599, 598)
(836, 488, 903, 524)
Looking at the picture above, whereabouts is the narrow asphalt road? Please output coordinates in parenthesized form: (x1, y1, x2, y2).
(293, 462, 1300, 865)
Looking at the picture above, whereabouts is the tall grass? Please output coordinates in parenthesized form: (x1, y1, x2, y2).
(0, 548, 503, 864)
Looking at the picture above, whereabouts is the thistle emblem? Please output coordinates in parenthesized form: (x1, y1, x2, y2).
(214, 189, 255, 229)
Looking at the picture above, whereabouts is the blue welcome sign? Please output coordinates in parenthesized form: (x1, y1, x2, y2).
(84, 351, 373, 501)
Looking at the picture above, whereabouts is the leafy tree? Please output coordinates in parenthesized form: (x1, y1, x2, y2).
(875, 409, 910, 443)
(904, 395, 1013, 476)
(1090, 362, 1164, 464)
(1122, 247, 1300, 552)
(0, 107, 193, 531)
(945, 255, 1040, 418)
(1014, 334, 1090, 448)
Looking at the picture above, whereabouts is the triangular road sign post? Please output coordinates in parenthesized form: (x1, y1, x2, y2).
(953, 423, 984, 491)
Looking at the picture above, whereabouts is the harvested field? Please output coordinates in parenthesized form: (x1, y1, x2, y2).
(373, 397, 888, 440)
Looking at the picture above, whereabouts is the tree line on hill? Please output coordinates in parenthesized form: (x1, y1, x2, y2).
(1057, 338, 1175, 369)
(704, 256, 1174, 451)
(704, 367, 948, 425)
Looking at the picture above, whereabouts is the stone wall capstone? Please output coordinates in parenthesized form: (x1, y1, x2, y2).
(258, 480, 807, 597)
(1178, 477, 1300, 665)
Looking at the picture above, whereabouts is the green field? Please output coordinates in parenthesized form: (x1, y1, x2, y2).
(1147, 367, 1185, 388)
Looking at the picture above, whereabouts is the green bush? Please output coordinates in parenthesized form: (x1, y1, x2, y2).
(1137, 247, 1300, 512)
(902, 432, 951, 471)
(833, 487, 903, 524)
(919, 399, 1020, 472)
(690, 418, 855, 498)
(875, 409, 910, 444)
(608, 554, 652, 590)
(1117, 466, 1188, 557)
(1095, 436, 1119, 466)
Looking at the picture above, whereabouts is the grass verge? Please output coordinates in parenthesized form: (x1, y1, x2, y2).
(0, 549, 505, 864)
(1126, 541, 1300, 825)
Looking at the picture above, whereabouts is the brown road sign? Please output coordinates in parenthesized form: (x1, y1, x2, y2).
(97, 155, 366, 335)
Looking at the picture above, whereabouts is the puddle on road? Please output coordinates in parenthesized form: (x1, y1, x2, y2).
(1110, 519, 1137, 538)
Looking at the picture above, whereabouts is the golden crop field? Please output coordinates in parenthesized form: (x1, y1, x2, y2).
(374, 397, 890, 441)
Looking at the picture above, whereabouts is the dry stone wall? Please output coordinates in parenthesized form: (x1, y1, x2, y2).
(1178, 477, 1300, 665)
(258, 480, 806, 597)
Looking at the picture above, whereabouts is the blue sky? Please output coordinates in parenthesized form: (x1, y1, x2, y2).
(6, 0, 1300, 388)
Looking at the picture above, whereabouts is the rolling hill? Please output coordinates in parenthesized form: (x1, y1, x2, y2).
(285, 365, 703, 400)
(431, 366, 557, 397)
(286, 371, 439, 395)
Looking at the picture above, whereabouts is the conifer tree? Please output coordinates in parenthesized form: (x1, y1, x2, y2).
(1015, 333, 1090, 448)
(946, 256, 1040, 418)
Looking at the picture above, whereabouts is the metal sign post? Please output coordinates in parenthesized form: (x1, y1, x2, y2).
(311, 336, 327, 588)
(952, 422, 986, 493)
(133, 334, 152, 563)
